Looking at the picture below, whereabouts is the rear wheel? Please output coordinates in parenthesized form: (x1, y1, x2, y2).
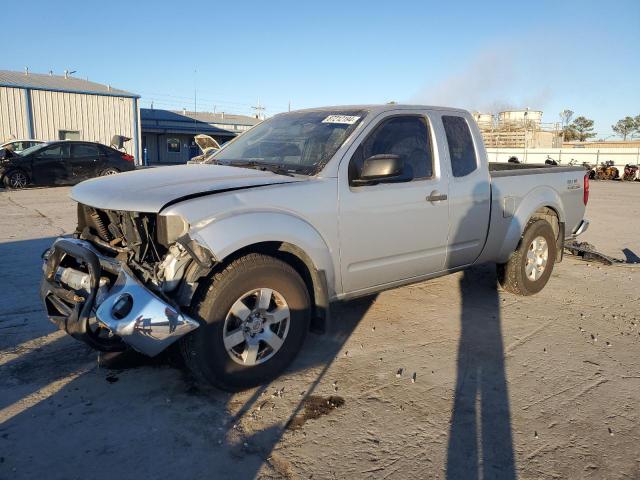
(180, 253, 310, 391)
(3, 170, 29, 189)
(497, 219, 557, 296)
(101, 168, 119, 176)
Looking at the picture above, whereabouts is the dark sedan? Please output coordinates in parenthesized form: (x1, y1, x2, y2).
(0, 141, 136, 189)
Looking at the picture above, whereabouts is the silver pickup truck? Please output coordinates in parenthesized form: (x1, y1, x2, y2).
(40, 105, 589, 390)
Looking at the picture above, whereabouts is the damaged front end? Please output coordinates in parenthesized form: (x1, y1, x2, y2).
(40, 204, 214, 356)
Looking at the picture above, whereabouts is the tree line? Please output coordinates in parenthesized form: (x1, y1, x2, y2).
(559, 109, 640, 142)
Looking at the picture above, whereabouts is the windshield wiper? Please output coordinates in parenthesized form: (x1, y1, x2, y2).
(225, 161, 298, 177)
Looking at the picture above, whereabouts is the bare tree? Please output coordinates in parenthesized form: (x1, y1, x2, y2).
(559, 109, 574, 128)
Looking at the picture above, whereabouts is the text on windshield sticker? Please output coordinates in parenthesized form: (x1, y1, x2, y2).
(322, 115, 360, 125)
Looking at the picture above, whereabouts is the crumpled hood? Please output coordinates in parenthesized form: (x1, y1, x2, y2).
(71, 164, 302, 212)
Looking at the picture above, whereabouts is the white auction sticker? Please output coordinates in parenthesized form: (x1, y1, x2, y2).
(322, 115, 360, 125)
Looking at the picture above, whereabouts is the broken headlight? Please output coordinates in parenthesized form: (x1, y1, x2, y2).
(157, 214, 189, 247)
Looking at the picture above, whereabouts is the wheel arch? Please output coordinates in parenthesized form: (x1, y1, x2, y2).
(496, 186, 566, 263)
(212, 241, 330, 333)
(2, 167, 30, 188)
(189, 212, 336, 333)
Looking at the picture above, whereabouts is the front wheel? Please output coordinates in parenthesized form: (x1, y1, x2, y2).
(180, 253, 310, 391)
(3, 170, 29, 189)
(497, 219, 557, 296)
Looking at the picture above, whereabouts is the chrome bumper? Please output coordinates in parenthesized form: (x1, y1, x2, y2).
(41, 238, 199, 357)
(572, 219, 589, 237)
(95, 268, 199, 356)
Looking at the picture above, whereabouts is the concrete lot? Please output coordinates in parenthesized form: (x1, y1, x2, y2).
(0, 181, 639, 479)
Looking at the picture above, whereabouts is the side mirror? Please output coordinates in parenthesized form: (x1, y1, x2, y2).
(353, 154, 404, 185)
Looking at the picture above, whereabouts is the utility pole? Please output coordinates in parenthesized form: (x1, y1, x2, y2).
(252, 98, 266, 120)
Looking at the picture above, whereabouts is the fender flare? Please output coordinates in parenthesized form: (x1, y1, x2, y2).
(496, 186, 565, 263)
(190, 211, 337, 299)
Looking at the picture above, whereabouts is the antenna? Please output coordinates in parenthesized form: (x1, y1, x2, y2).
(252, 98, 266, 119)
(24, 67, 29, 75)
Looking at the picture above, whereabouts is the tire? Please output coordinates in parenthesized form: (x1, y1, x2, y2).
(180, 253, 310, 391)
(3, 169, 29, 189)
(101, 168, 119, 176)
(497, 219, 557, 296)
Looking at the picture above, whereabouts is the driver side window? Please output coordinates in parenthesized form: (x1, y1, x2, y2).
(37, 144, 70, 159)
(349, 115, 433, 185)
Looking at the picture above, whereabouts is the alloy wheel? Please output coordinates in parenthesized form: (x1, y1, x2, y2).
(222, 288, 290, 366)
(525, 236, 549, 281)
(9, 171, 27, 188)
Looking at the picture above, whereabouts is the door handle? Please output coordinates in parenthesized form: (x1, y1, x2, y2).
(427, 191, 448, 202)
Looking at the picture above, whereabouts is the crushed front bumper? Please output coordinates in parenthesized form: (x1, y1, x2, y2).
(40, 238, 199, 356)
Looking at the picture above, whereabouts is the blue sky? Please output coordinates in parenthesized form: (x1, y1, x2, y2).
(4, 0, 639, 137)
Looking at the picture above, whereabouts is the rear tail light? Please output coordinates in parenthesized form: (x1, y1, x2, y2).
(583, 174, 589, 205)
(121, 153, 134, 162)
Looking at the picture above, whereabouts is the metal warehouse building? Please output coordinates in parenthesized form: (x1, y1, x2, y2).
(0, 70, 141, 162)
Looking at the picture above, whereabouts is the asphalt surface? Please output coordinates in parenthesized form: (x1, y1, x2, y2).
(0, 181, 639, 479)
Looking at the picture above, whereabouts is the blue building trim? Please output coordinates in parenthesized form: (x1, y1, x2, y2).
(132, 97, 141, 166)
(23, 88, 35, 138)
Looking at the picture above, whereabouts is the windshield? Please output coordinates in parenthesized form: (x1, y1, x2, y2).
(211, 110, 366, 174)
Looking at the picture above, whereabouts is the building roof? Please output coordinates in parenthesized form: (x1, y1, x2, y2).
(0, 70, 139, 98)
(175, 110, 262, 126)
(141, 109, 236, 136)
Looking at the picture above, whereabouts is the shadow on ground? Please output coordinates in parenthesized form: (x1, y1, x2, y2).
(0, 235, 378, 479)
(1, 234, 518, 479)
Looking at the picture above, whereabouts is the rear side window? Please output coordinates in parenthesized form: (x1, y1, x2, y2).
(73, 144, 100, 157)
(442, 116, 477, 177)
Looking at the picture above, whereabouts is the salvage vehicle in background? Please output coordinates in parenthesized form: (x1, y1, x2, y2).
(623, 163, 639, 181)
(594, 160, 619, 180)
(1, 141, 135, 189)
(0, 139, 45, 155)
(40, 105, 589, 391)
(187, 134, 222, 164)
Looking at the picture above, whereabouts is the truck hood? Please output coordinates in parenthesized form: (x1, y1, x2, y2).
(71, 164, 303, 212)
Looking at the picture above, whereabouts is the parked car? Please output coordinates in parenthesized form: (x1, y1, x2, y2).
(0, 139, 45, 155)
(40, 105, 589, 391)
(0, 140, 135, 188)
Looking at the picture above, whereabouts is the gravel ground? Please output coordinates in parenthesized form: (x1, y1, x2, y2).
(0, 181, 639, 479)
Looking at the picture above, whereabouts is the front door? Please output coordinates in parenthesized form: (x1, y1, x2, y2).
(71, 143, 103, 182)
(31, 144, 71, 185)
(338, 113, 450, 294)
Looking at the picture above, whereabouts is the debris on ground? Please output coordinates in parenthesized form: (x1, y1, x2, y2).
(286, 395, 345, 430)
(564, 240, 630, 265)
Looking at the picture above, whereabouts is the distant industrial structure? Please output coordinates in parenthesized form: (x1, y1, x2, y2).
(0, 69, 141, 161)
(472, 109, 562, 149)
(173, 110, 262, 135)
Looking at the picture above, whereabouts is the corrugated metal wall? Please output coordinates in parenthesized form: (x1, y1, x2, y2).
(30, 90, 135, 147)
(0, 87, 29, 140)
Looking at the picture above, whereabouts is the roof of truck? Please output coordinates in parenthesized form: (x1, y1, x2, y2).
(285, 104, 470, 114)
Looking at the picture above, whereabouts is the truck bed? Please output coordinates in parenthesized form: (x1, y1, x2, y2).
(489, 162, 585, 177)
